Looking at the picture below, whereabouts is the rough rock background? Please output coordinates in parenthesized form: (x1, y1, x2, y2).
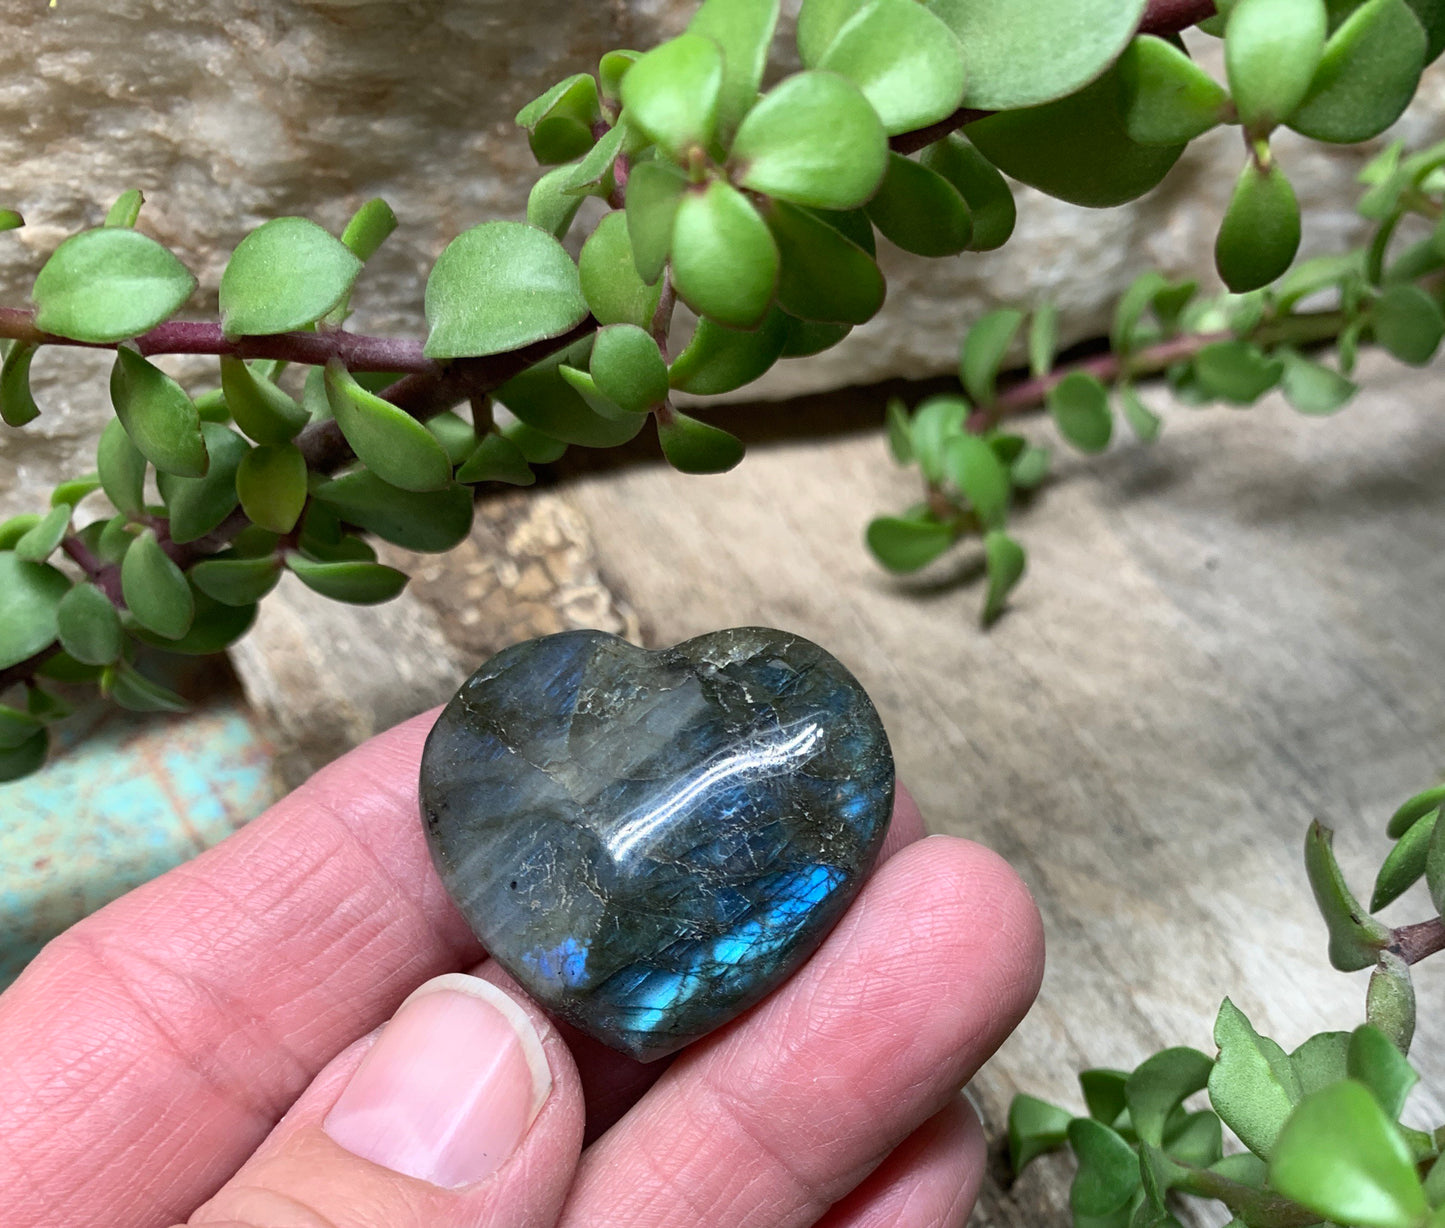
(2, 0, 1442, 517)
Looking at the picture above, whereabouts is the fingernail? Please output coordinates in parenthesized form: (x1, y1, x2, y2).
(323, 973, 551, 1188)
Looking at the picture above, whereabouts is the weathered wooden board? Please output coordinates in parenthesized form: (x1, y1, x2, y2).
(565, 352, 1445, 1225)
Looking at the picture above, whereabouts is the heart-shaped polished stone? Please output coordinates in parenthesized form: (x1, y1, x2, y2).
(419, 627, 894, 1061)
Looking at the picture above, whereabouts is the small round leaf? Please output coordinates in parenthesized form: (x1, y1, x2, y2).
(325, 362, 453, 492)
(1372, 284, 1445, 364)
(14, 503, 70, 564)
(219, 356, 309, 446)
(656, 409, 746, 474)
(619, 33, 724, 161)
(220, 217, 363, 337)
(120, 528, 194, 641)
(765, 200, 884, 325)
(285, 553, 409, 605)
(1, 340, 40, 427)
(1225, 0, 1329, 130)
(688, 0, 781, 142)
(110, 348, 208, 478)
(918, 136, 1016, 250)
(0, 552, 70, 669)
(456, 433, 537, 486)
(56, 581, 123, 666)
(1290, 0, 1425, 142)
(190, 555, 282, 607)
(671, 181, 779, 329)
(669, 309, 790, 395)
(1216, 158, 1301, 292)
(424, 222, 589, 359)
(158, 422, 249, 544)
(1047, 372, 1113, 453)
(235, 443, 308, 534)
(1118, 35, 1229, 145)
(311, 471, 474, 553)
(579, 212, 663, 328)
(33, 228, 196, 343)
(866, 153, 971, 256)
(591, 325, 670, 413)
(625, 161, 689, 285)
(866, 514, 955, 573)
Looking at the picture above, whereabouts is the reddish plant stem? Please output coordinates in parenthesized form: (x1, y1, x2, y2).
(1393, 917, 1445, 965)
(0, 308, 435, 373)
(61, 534, 124, 604)
(889, 0, 1218, 156)
(0, 646, 60, 695)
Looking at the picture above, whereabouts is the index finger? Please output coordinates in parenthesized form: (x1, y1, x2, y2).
(0, 710, 481, 1228)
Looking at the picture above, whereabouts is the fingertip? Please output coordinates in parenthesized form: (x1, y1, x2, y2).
(878, 782, 926, 862)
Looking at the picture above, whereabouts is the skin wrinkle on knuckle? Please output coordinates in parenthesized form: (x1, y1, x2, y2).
(190, 1184, 352, 1228)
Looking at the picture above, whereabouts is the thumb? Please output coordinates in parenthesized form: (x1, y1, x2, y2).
(186, 970, 583, 1228)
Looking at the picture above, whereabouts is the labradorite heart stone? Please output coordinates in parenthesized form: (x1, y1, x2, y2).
(419, 627, 894, 1061)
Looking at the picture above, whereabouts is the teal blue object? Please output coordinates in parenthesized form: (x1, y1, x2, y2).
(0, 690, 276, 986)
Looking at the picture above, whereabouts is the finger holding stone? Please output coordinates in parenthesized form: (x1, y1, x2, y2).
(189, 974, 584, 1228)
(556, 836, 1044, 1228)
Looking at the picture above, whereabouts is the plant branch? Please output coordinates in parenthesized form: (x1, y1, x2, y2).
(61, 534, 124, 604)
(0, 646, 60, 696)
(0, 308, 436, 374)
(1392, 916, 1445, 965)
(889, 0, 1218, 155)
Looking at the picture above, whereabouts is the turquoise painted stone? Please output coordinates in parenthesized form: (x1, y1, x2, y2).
(419, 627, 894, 1061)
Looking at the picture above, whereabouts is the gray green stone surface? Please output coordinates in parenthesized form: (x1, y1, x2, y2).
(419, 626, 895, 1061)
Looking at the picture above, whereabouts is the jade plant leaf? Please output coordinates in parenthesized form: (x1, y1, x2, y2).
(688, 0, 780, 142)
(33, 228, 196, 343)
(1007, 1094, 1073, 1172)
(669, 309, 790, 395)
(919, 136, 1015, 250)
(1226, 0, 1329, 130)
(121, 528, 194, 641)
(493, 340, 650, 448)
(765, 199, 884, 325)
(424, 221, 589, 359)
(325, 362, 453, 492)
(285, 553, 409, 605)
(219, 355, 309, 445)
(1, 341, 40, 427)
(456, 433, 537, 486)
(14, 504, 70, 563)
(967, 66, 1186, 209)
(625, 161, 689, 285)
(589, 324, 669, 414)
(1216, 160, 1301, 292)
(866, 153, 972, 256)
(235, 443, 308, 534)
(157, 422, 249, 544)
(866, 514, 955, 573)
(619, 33, 724, 161)
(656, 410, 746, 474)
(312, 470, 474, 553)
(928, 0, 1146, 110)
(110, 348, 208, 478)
(220, 217, 363, 337)
(1048, 372, 1113, 453)
(190, 555, 282, 607)
(97, 417, 147, 516)
(815, 0, 967, 134)
(56, 581, 123, 666)
(0, 552, 70, 670)
(1118, 35, 1229, 145)
(732, 71, 888, 210)
(579, 212, 663, 328)
(671, 181, 779, 329)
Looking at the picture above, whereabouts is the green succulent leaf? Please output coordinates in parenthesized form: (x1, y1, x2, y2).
(671, 181, 779, 329)
(1048, 372, 1113, 453)
(425, 411, 478, 466)
(1305, 820, 1392, 972)
(104, 189, 144, 229)
(1028, 303, 1058, 380)
(909, 395, 968, 485)
(625, 161, 689, 285)
(1216, 159, 1301, 292)
(579, 212, 663, 328)
(1067, 1118, 1140, 1218)
(0, 703, 43, 750)
(562, 123, 625, 197)
(528, 164, 586, 240)
(943, 433, 1008, 528)
(424, 221, 589, 359)
(1279, 347, 1357, 415)
(219, 355, 309, 445)
(0, 209, 23, 232)
(1120, 384, 1163, 442)
(619, 33, 724, 161)
(235, 443, 308, 534)
(1119, 35, 1229, 145)
(1367, 952, 1416, 1055)
(55, 581, 123, 666)
(599, 49, 641, 99)
(1208, 997, 1302, 1160)
(669, 309, 790, 395)
(339, 197, 398, 263)
(1348, 1024, 1418, 1120)
(1078, 1069, 1129, 1126)
(456, 433, 537, 486)
(885, 398, 913, 464)
(0, 340, 40, 427)
(928, 0, 1146, 110)
(779, 316, 852, 358)
(103, 659, 189, 713)
(1372, 284, 1445, 364)
(494, 339, 649, 447)
(866, 514, 956, 573)
(51, 474, 102, 508)
(220, 217, 362, 337)
(815, 0, 966, 134)
(1289, 0, 1426, 143)
(109, 347, 208, 477)
(967, 66, 1186, 209)
(130, 588, 256, 656)
(1127, 1048, 1215, 1147)
(960, 309, 1024, 406)
(732, 70, 889, 211)
(120, 528, 194, 641)
(796, 0, 866, 65)
(1426, 806, 1445, 914)
(1007, 1094, 1073, 1174)
(982, 529, 1026, 625)
(157, 422, 248, 544)
(1270, 1081, 1426, 1228)
(517, 73, 601, 165)
(1193, 340, 1283, 403)
(97, 418, 147, 517)
(656, 409, 745, 474)
(559, 364, 631, 420)
(324, 362, 452, 492)
(1371, 806, 1436, 910)
(1010, 444, 1051, 489)
(0, 552, 70, 669)
(311, 470, 474, 553)
(865, 153, 971, 257)
(1225, 0, 1329, 130)
(589, 324, 670, 414)
(0, 515, 41, 551)
(764, 199, 884, 325)
(190, 555, 282, 606)
(14, 503, 70, 564)
(688, 0, 780, 142)
(285, 552, 408, 605)
(918, 136, 1015, 251)
(0, 729, 49, 783)
(1387, 783, 1445, 837)
(1290, 1029, 1351, 1095)
(32, 228, 196, 343)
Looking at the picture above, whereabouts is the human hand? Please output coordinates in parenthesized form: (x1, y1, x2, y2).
(0, 710, 1044, 1228)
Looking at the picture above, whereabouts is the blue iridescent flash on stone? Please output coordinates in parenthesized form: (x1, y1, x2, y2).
(419, 627, 894, 1061)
